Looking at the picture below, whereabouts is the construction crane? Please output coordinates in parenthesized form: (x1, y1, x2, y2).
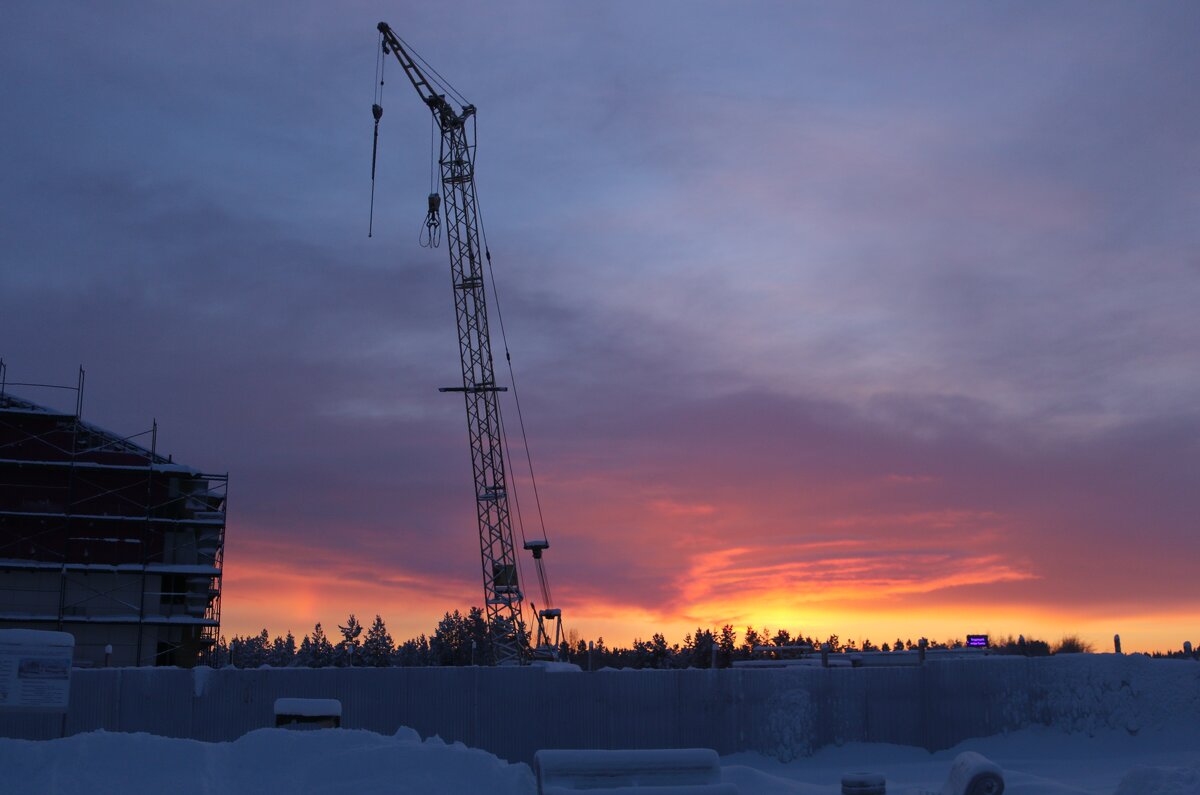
(371, 22, 563, 665)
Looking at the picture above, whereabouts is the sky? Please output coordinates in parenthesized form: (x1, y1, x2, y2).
(2, 2, 1197, 653)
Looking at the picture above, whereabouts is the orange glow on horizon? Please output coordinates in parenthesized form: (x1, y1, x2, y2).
(220, 527, 1197, 655)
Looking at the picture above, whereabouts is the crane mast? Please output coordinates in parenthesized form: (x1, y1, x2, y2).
(375, 22, 560, 665)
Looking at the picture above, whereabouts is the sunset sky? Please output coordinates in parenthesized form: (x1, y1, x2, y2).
(2, 2, 1197, 653)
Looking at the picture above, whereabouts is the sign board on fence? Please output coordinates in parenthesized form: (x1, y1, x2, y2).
(0, 630, 74, 712)
(966, 634, 989, 648)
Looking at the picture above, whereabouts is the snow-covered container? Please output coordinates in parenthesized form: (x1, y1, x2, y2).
(273, 697, 341, 730)
(533, 748, 734, 794)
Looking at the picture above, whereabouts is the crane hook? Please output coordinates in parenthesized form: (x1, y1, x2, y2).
(368, 103, 385, 238)
(420, 192, 442, 248)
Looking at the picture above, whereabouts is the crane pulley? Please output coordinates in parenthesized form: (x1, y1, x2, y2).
(371, 22, 563, 664)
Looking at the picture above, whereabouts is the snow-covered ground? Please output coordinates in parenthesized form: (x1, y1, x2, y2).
(1, 722, 1197, 794)
(724, 724, 1200, 794)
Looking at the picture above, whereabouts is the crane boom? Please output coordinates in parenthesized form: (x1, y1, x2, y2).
(376, 22, 526, 664)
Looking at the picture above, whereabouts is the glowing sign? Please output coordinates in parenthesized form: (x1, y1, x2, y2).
(966, 634, 989, 648)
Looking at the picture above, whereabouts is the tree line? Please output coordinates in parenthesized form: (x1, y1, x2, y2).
(213, 610, 1090, 668)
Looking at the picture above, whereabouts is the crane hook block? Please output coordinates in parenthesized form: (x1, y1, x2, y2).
(372, 103, 383, 122)
(420, 193, 443, 248)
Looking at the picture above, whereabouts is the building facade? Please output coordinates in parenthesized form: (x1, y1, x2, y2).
(0, 387, 226, 667)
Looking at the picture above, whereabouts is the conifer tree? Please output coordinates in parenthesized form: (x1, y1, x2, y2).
(269, 632, 296, 667)
(363, 615, 394, 667)
(337, 614, 364, 667)
(717, 625, 737, 668)
(465, 607, 489, 664)
(741, 627, 762, 659)
(690, 628, 716, 668)
(650, 633, 670, 669)
(431, 610, 470, 666)
(310, 623, 334, 667)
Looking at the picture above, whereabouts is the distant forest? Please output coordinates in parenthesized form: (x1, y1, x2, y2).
(214, 610, 1195, 668)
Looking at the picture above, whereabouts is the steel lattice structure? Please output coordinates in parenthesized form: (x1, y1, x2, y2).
(378, 23, 525, 664)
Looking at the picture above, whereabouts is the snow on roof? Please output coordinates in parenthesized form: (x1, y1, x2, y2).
(0, 629, 75, 647)
(0, 391, 205, 475)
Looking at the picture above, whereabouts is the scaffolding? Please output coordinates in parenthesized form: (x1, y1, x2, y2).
(0, 362, 227, 667)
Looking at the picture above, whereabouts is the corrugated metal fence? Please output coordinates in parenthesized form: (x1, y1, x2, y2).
(2, 655, 1196, 763)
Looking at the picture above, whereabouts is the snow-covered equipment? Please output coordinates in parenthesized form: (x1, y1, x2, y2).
(941, 751, 1004, 795)
(371, 21, 565, 665)
(841, 771, 886, 794)
(273, 698, 341, 730)
(533, 748, 735, 794)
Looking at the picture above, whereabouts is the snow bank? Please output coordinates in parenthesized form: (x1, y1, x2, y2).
(535, 748, 724, 791)
(727, 723, 1200, 795)
(1114, 764, 1200, 795)
(0, 727, 534, 794)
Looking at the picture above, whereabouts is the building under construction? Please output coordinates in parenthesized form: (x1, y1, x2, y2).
(0, 368, 226, 667)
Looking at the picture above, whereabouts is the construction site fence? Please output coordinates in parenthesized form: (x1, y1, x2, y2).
(1, 654, 1196, 763)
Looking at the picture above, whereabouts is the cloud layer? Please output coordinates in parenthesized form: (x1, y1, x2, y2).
(2, 2, 1197, 651)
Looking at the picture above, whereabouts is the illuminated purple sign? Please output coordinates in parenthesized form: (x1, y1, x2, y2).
(967, 634, 989, 648)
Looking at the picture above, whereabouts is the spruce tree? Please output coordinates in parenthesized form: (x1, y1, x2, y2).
(310, 623, 334, 667)
(690, 628, 716, 668)
(650, 633, 670, 669)
(337, 614, 364, 667)
(363, 615, 394, 667)
(296, 634, 314, 667)
(432, 610, 469, 665)
(269, 632, 297, 667)
(717, 625, 737, 668)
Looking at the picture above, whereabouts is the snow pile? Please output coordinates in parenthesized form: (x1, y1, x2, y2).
(534, 748, 727, 792)
(726, 722, 1200, 795)
(0, 727, 534, 794)
(764, 687, 815, 761)
(1026, 655, 1200, 737)
(1114, 764, 1200, 795)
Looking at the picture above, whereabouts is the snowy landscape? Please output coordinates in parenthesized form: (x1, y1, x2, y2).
(1, 721, 1197, 794)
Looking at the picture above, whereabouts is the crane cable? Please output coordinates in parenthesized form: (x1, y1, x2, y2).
(368, 31, 385, 238)
(394, 33, 469, 108)
(470, 114, 558, 617)
(418, 116, 441, 248)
